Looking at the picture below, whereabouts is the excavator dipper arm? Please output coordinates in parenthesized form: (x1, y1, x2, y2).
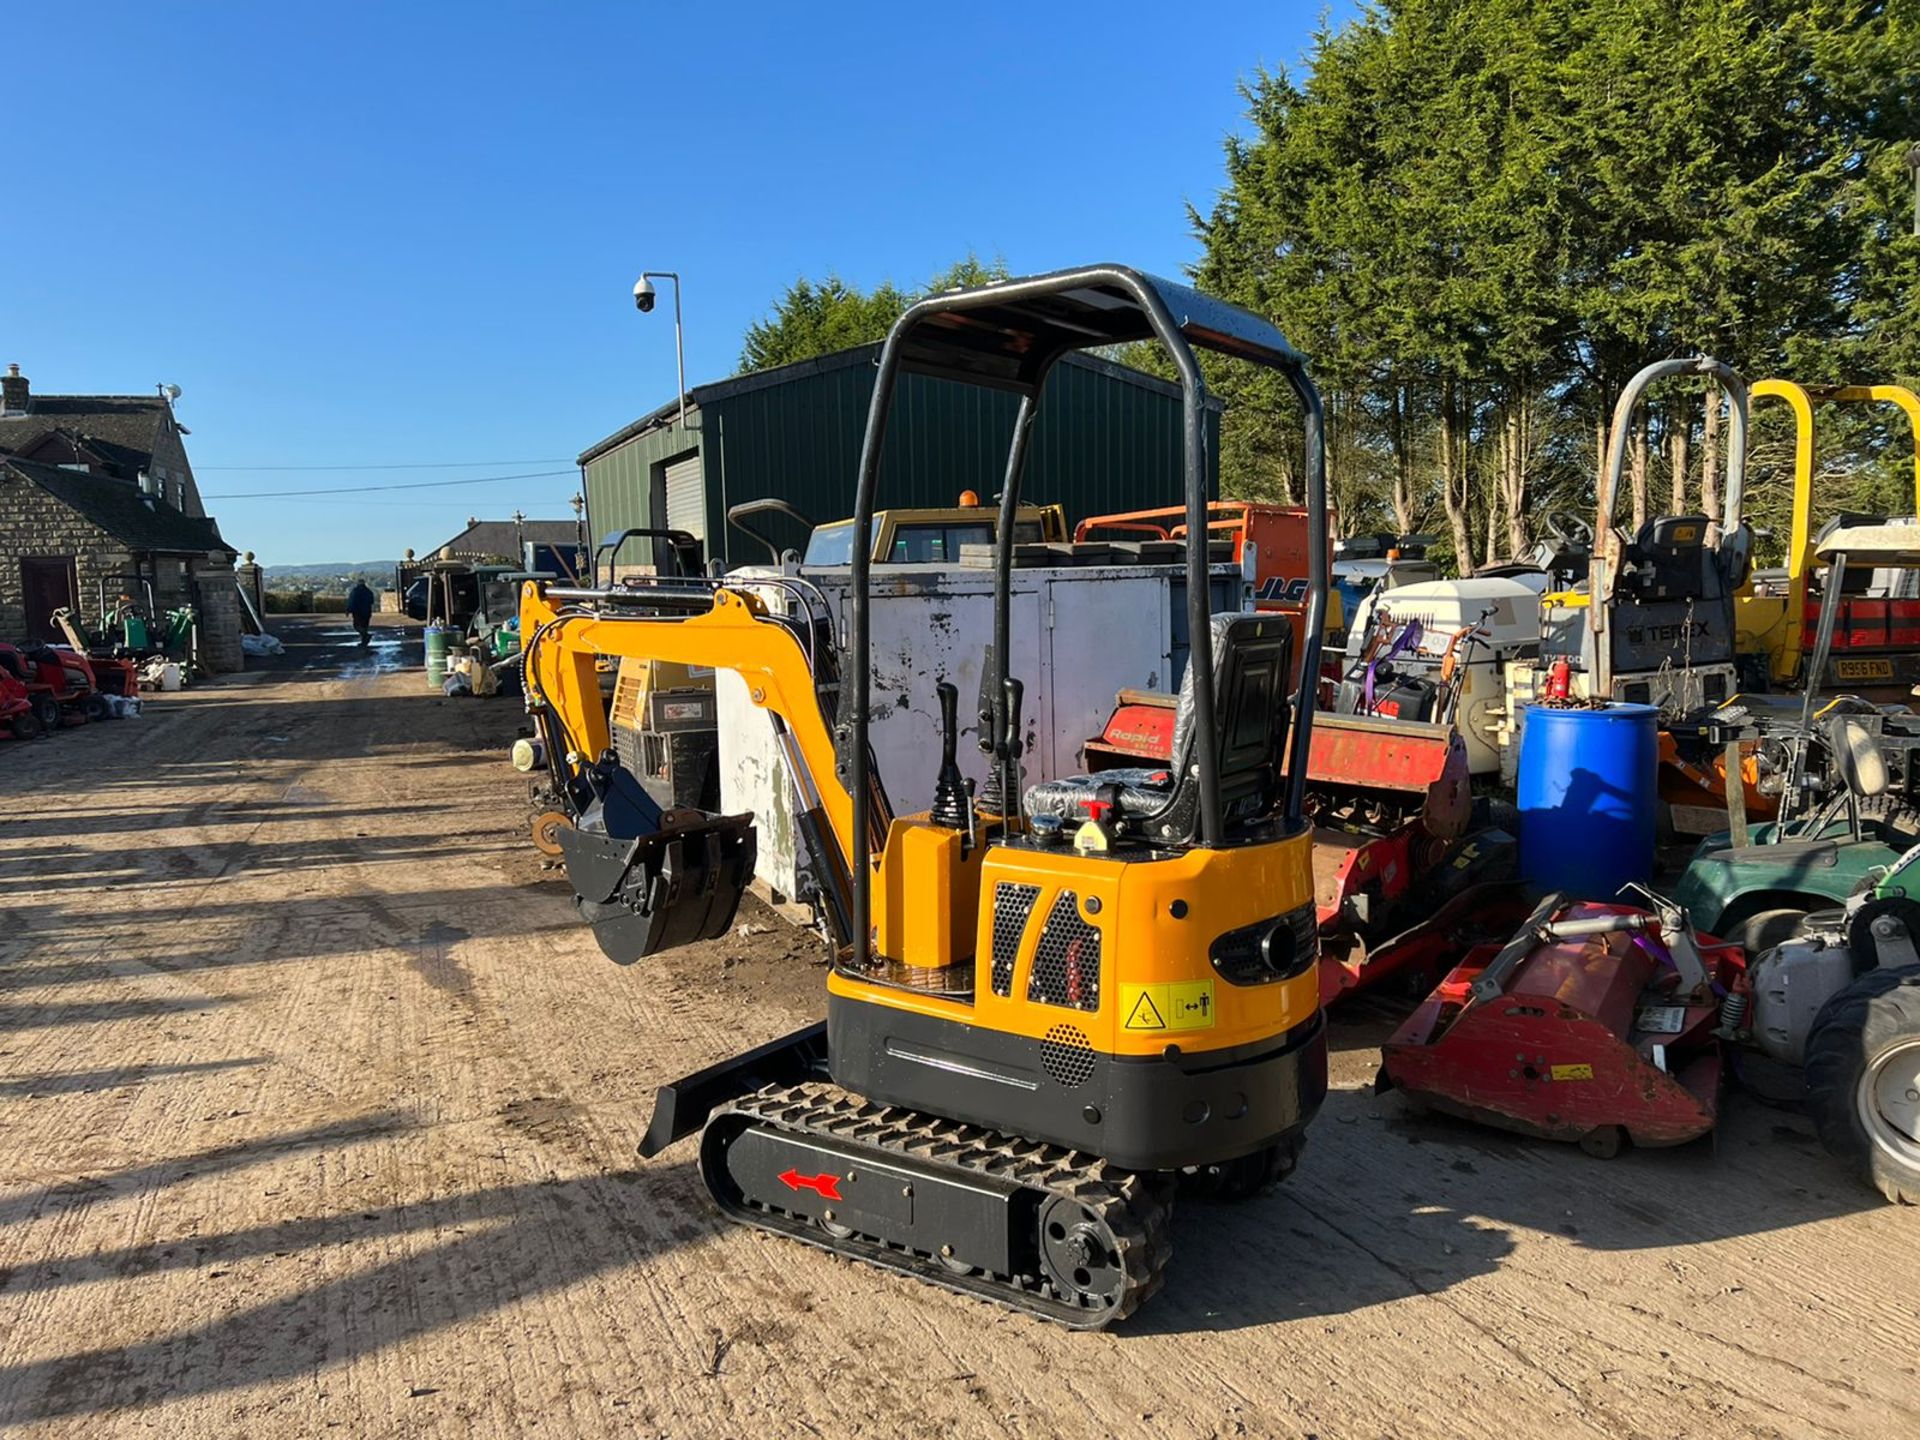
(520, 584, 858, 962)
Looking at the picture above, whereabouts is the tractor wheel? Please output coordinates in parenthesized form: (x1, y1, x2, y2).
(32, 694, 59, 732)
(1804, 964, 1920, 1205)
(9, 712, 39, 741)
(1858, 795, 1920, 848)
(83, 692, 109, 722)
(1734, 907, 1808, 957)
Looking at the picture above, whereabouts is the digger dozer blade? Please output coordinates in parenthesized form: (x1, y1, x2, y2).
(557, 814, 757, 964)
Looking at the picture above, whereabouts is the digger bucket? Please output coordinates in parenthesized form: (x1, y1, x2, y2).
(558, 813, 758, 964)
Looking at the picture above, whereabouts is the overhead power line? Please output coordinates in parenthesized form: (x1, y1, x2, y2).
(201, 468, 577, 499)
(198, 458, 576, 471)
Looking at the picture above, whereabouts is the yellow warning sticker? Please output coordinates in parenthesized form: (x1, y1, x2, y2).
(1550, 1063, 1595, 1082)
(1121, 981, 1216, 1032)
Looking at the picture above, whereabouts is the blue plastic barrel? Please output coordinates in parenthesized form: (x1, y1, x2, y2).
(1516, 702, 1660, 898)
(424, 625, 453, 687)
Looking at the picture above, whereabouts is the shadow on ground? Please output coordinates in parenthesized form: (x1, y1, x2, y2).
(0, 1112, 707, 1424)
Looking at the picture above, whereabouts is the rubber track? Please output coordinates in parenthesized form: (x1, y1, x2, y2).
(705, 1082, 1174, 1329)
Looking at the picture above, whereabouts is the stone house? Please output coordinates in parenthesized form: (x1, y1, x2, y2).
(0, 365, 245, 671)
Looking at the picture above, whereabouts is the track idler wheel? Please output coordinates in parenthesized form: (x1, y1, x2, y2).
(1037, 1194, 1130, 1314)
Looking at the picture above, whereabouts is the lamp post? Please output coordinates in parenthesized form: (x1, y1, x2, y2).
(570, 491, 586, 579)
(636, 270, 687, 429)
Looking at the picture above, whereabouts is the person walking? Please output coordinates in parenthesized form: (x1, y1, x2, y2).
(345, 580, 376, 647)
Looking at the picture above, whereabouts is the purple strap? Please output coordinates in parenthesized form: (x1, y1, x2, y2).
(1364, 618, 1425, 713)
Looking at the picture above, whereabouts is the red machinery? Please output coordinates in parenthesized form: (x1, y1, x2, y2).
(0, 642, 100, 728)
(1379, 892, 1745, 1156)
(0, 666, 37, 739)
(56, 646, 137, 701)
(53, 609, 141, 701)
(1086, 691, 1514, 1004)
(1077, 501, 1333, 678)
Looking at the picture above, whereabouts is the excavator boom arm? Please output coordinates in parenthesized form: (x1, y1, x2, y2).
(521, 582, 858, 886)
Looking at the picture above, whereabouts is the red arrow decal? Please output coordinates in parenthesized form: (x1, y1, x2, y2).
(778, 1167, 843, 1201)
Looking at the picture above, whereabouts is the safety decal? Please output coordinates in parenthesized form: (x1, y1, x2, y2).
(1121, 981, 1216, 1032)
(1549, 1063, 1595, 1082)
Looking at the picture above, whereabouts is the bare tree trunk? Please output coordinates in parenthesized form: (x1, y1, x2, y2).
(1499, 395, 1532, 558)
(1701, 392, 1721, 526)
(1390, 386, 1416, 535)
(1484, 484, 1502, 568)
(1439, 379, 1474, 569)
(1668, 399, 1690, 513)
(1630, 417, 1650, 533)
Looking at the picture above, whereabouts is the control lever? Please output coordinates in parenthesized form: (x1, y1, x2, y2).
(929, 681, 973, 834)
(998, 677, 1025, 826)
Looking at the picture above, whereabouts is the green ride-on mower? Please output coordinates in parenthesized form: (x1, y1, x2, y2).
(1673, 521, 1920, 953)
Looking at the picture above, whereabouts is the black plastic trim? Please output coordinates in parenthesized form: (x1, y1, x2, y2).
(826, 996, 1326, 1171)
(1210, 904, 1318, 986)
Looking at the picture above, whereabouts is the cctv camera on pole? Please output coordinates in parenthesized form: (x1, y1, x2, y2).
(634, 271, 685, 428)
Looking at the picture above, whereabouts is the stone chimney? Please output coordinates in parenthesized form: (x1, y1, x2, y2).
(0, 364, 27, 416)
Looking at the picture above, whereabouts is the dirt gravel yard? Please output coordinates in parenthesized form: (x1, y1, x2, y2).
(0, 617, 1915, 1439)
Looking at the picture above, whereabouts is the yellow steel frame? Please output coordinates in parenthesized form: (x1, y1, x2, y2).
(1751, 380, 1920, 680)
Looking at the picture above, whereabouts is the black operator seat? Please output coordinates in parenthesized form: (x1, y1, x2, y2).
(1622, 514, 1716, 601)
(1024, 612, 1294, 845)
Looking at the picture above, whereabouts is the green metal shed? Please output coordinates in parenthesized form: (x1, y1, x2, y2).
(577, 343, 1220, 569)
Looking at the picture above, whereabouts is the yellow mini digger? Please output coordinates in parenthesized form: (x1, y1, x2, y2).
(520, 266, 1330, 1327)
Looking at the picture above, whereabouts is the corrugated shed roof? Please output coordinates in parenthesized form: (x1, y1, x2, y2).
(2, 456, 234, 554)
(575, 343, 1203, 466)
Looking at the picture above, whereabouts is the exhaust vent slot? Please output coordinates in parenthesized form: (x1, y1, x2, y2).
(990, 882, 1041, 997)
(1028, 890, 1101, 1012)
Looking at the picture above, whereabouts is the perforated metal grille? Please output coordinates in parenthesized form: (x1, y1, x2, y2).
(990, 883, 1041, 997)
(1028, 891, 1102, 1011)
(1042, 1023, 1097, 1087)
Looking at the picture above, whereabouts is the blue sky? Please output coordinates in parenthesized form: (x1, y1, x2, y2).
(8, 2, 1344, 564)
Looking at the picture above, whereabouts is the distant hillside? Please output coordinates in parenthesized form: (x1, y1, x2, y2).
(264, 561, 400, 594)
(266, 561, 399, 580)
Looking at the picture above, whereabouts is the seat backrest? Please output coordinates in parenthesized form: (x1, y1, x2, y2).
(1626, 514, 1717, 600)
(1150, 612, 1294, 842)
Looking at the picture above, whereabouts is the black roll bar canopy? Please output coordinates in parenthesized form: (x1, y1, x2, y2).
(594, 528, 705, 585)
(840, 264, 1327, 971)
(726, 499, 818, 564)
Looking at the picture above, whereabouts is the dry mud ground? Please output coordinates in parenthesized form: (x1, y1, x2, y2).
(0, 616, 1915, 1439)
